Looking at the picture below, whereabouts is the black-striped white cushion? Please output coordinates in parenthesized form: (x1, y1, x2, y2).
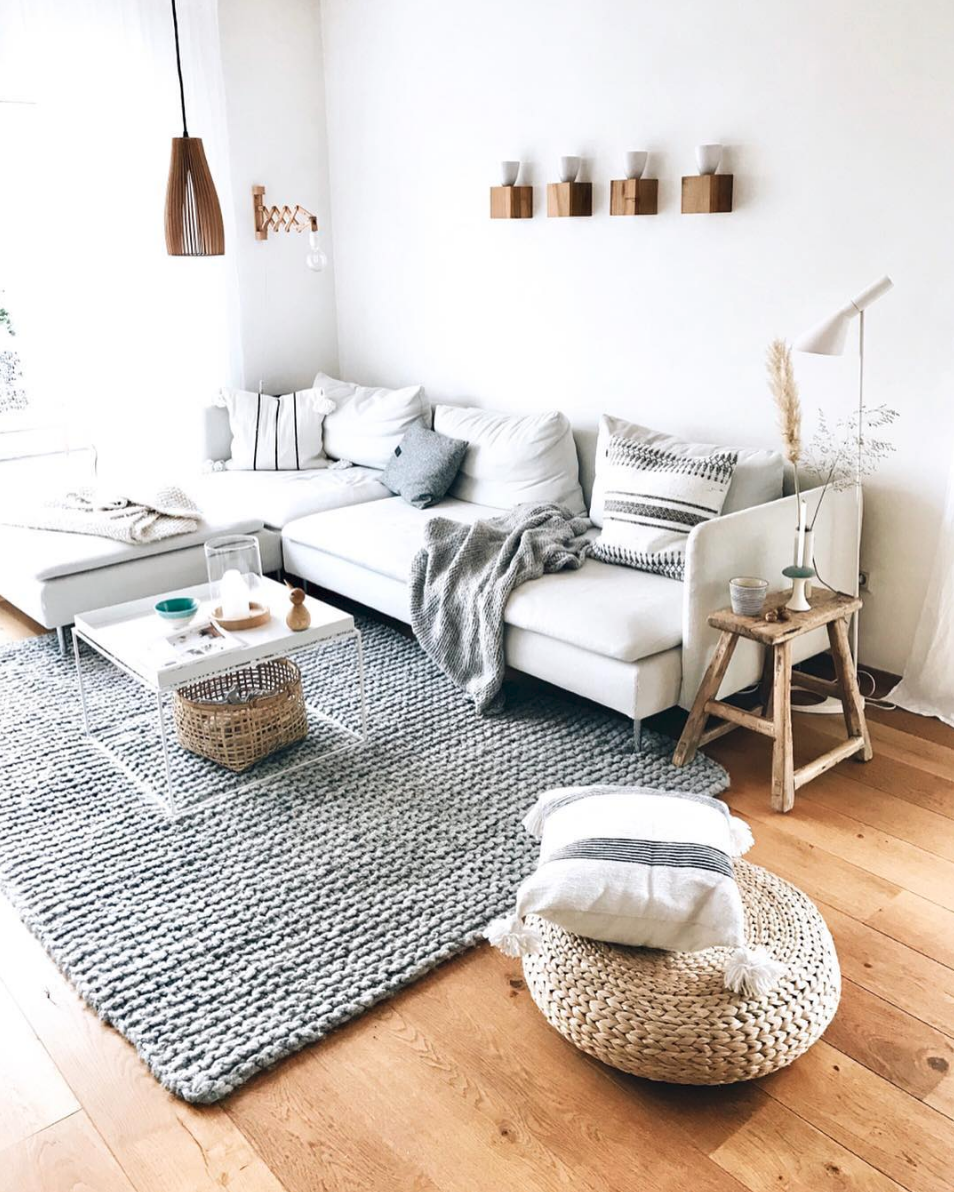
(219, 387, 335, 471)
(501, 785, 753, 952)
(590, 434, 738, 580)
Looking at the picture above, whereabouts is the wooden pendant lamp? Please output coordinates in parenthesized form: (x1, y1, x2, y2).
(164, 0, 224, 256)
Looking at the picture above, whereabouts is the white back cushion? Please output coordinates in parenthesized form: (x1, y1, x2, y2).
(590, 415, 783, 526)
(316, 372, 429, 469)
(433, 405, 585, 513)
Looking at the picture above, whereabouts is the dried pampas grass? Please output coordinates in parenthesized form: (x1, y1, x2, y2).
(767, 338, 803, 509)
(767, 339, 802, 465)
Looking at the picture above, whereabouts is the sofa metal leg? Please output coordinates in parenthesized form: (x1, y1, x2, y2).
(56, 625, 67, 656)
(632, 718, 643, 752)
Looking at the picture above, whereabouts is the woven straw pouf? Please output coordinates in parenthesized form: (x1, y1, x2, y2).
(521, 860, 840, 1085)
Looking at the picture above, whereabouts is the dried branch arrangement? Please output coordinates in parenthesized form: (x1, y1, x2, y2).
(804, 403, 899, 528)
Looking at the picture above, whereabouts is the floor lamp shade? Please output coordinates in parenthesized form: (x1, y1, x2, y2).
(794, 276, 893, 356)
(794, 305, 855, 356)
(164, 136, 225, 257)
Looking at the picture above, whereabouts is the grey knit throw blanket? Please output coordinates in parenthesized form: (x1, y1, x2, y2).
(408, 502, 592, 714)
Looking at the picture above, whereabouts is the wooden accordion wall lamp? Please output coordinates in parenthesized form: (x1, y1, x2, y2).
(253, 185, 317, 237)
(252, 185, 327, 271)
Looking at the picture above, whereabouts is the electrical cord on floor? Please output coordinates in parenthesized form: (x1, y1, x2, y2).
(798, 559, 896, 711)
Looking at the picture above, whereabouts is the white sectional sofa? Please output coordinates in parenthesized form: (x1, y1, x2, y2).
(213, 397, 856, 741)
(0, 394, 857, 744)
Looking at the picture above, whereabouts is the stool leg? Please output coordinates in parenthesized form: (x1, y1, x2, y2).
(673, 631, 738, 766)
(771, 641, 795, 812)
(759, 644, 775, 720)
(828, 616, 873, 761)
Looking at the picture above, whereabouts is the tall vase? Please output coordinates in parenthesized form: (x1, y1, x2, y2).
(793, 528, 815, 597)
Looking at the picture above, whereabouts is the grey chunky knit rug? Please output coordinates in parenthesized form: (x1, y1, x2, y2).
(0, 618, 727, 1103)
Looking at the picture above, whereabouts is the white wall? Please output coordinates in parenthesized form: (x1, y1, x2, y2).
(319, 0, 954, 674)
(219, 0, 339, 393)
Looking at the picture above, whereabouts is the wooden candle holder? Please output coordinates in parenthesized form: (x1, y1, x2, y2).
(490, 185, 533, 219)
(609, 178, 658, 216)
(547, 182, 592, 217)
(681, 175, 733, 213)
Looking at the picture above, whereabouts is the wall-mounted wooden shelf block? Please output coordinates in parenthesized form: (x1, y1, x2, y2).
(681, 174, 733, 213)
(490, 185, 533, 219)
(609, 178, 658, 216)
(547, 181, 592, 217)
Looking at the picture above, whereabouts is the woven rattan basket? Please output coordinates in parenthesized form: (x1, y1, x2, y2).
(173, 658, 307, 773)
(522, 861, 840, 1085)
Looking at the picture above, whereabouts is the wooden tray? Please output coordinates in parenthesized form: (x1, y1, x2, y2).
(213, 602, 271, 631)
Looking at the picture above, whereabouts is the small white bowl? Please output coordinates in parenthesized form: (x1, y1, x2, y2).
(729, 576, 769, 616)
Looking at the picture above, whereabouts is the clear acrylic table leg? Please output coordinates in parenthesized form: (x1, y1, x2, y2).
(72, 630, 90, 733)
(155, 691, 177, 818)
(354, 630, 368, 742)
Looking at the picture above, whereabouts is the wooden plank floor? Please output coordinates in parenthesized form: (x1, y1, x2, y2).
(1, 602, 952, 1192)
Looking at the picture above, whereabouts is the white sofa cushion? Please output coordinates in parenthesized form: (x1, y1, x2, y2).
(219, 388, 334, 471)
(433, 405, 586, 514)
(590, 415, 783, 526)
(192, 467, 390, 531)
(0, 510, 266, 583)
(505, 556, 683, 662)
(282, 498, 683, 663)
(283, 496, 503, 583)
(316, 372, 429, 469)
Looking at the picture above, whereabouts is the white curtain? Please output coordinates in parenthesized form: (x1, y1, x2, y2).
(888, 452, 954, 726)
(0, 0, 240, 481)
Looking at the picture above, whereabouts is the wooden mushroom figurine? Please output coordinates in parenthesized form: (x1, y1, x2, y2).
(286, 587, 311, 632)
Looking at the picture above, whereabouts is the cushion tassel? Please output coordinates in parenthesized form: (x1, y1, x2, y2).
(521, 798, 547, 839)
(728, 815, 755, 857)
(484, 911, 541, 958)
(723, 946, 786, 998)
(310, 390, 336, 416)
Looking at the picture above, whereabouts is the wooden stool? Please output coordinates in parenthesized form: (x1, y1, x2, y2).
(673, 591, 872, 812)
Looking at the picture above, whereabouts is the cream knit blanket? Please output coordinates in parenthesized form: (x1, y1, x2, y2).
(2, 484, 202, 544)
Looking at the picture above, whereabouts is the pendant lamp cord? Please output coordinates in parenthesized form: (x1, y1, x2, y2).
(170, 0, 189, 137)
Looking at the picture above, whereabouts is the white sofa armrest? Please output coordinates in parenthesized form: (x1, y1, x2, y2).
(680, 485, 858, 709)
(201, 404, 232, 466)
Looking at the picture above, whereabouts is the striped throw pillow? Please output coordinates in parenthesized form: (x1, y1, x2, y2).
(589, 434, 738, 580)
(488, 784, 754, 954)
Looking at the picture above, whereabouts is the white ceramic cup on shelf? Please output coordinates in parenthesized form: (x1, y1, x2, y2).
(625, 151, 647, 180)
(696, 143, 723, 175)
(729, 576, 769, 617)
(500, 160, 520, 187)
(559, 155, 581, 183)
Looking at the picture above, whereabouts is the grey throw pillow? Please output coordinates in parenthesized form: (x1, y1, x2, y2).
(381, 421, 468, 509)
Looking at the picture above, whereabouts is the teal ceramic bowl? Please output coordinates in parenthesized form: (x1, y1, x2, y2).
(155, 596, 199, 622)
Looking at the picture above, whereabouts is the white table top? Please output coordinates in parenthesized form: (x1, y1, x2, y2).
(74, 577, 355, 691)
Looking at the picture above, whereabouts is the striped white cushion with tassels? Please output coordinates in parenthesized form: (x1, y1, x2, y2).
(486, 785, 786, 999)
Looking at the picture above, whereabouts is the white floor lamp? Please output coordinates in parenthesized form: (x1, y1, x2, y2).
(792, 274, 894, 714)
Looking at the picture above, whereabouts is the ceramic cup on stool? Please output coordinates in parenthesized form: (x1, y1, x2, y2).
(730, 577, 769, 617)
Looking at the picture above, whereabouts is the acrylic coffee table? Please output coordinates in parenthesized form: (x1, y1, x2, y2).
(72, 577, 367, 819)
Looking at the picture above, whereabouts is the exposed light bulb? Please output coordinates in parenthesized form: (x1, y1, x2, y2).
(306, 229, 327, 272)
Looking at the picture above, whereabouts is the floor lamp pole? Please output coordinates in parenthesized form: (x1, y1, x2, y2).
(852, 309, 864, 666)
